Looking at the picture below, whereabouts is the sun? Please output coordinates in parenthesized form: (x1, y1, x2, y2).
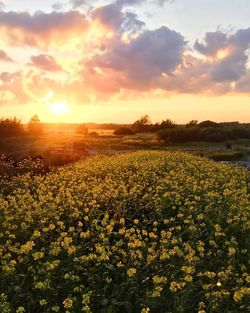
(216, 48, 230, 60)
(49, 102, 69, 115)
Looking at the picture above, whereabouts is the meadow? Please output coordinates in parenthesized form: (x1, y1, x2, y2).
(0, 151, 249, 313)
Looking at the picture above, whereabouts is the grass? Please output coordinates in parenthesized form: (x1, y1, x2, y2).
(0, 132, 250, 162)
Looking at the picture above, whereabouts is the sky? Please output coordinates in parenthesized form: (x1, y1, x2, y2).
(0, 0, 249, 123)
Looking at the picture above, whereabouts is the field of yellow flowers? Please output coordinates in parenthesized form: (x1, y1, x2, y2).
(0, 151, 249, 313)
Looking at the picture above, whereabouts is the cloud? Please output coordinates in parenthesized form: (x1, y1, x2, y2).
(70, 0, 92, 9)
(235, 71, 250, 93)
(0, 49, 14, 62)
(195, 28, 250, 83)
(70, 0, 172, 8)
(0, 1, 5, 11)
(211, 52, 248, 82)
(0, 70, 92, 107)
(194, 31, 228, 56)
(28, 54, 62, 72)
(52, 2, 65, 11)
(0, 10, 88, 47)
(92, 3, 145, 34)
(84, 26, 186, 92)
(0, 71, 30, 105)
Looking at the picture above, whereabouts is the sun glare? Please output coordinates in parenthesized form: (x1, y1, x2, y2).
(216, 49, 230, 60)
(49, 102, 69, 115)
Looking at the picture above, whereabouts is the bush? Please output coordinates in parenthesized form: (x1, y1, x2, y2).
(207, 151, 245, 161)
(198, 120, 220, 128)
(114, 127, 135, 136)
(0, 117, 25, 137)
(0, 152, 249, 313)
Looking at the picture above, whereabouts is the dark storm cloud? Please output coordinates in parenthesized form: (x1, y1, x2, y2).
(28, 54, 62, 72)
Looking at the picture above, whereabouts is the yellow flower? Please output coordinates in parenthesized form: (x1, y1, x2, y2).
(127, 268, 137, 277)
(39, 299, 47, 306)
(152, 275, 167, 284)
(33, 230, 41, 238)
(80, 231, 90, 239)
(228, 247, 236, 256)
(32, 252, 44, 260)
(84, 216, 89, 222)
(20, 241, 35, 254)
(63, 298, 73, 309)
(119, 217, 125, 224)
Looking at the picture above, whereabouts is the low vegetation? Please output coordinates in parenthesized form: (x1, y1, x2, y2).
(0, 151, 249, 312)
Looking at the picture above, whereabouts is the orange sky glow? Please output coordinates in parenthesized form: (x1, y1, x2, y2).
(0, 0, 249, 123)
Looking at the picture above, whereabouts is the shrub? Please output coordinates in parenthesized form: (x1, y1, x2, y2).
(0, 151, 249, 313)
(114, 127, 135, 136)
(198, 120, 220, 128)
(0, 117, 25, 137)
(207, 151, 245, 161)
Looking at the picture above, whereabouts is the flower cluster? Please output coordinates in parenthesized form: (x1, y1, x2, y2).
(0, 151, 249, 312)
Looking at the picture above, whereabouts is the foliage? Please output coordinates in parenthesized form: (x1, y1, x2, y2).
(198, 121, 220, 128)
(132, 115, 152, 133)
(186, 120, 198, 128)
(27, 115, 44, 136)
(0, 117, 25, 137)
(132, 116, 176, 133)
(157, 125, 250, 143)
(207, 151, 245, 161)
(114, 127, 135, 136)
(150, 119, 177, 132)
(0, 151, 249, 312)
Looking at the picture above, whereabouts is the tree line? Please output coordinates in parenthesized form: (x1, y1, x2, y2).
(0, 115, 44, 138)
(114, 115, 250, 143)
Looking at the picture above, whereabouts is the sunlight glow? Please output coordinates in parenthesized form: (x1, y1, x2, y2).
(49, 102, 69, 115)
(216, 48, 230, 60)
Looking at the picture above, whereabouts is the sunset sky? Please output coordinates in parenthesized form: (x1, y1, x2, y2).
(0, 0, 249, 123)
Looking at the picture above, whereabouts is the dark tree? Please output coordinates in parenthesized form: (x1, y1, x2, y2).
(186, 120, 198, 128)
(132, 115, 152, 133)
(28, 115, 44, 136)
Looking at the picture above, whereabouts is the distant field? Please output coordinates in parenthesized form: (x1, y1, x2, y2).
(1, 132, 250, 155)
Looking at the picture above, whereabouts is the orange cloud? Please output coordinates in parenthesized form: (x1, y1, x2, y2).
(0, 10, 89, 48)
(28, 54, 62, 72)
(0, 49, 14, 62)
